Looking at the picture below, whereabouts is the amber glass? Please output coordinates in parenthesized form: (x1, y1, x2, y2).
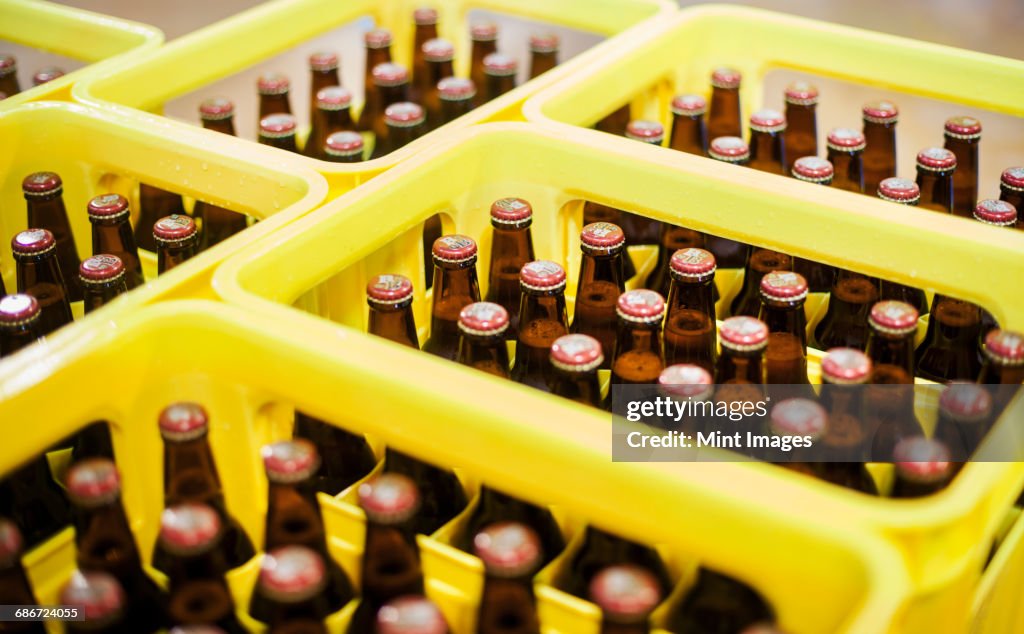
(665, 569, 773, 634)
(306, 98, 355, 161)
(668, 101, 708, 155)
(457, 326, 510, 378)
(358, 36, 393, 133)
(367, 296, 419, 349)
(529, 51, 557, 80)
(485, 207, 536, 338)
(611, 320, 664, 388)
(410, 18, 438, 105)
(729, 249, 792, 317)
(715, 343, 766, 385)
(357, 508, 423, 624)
(664, 269, 717, 374)
(999, 170, 1024, 225)
(421, 56, 454, 131)
(511, 279, 568, 391)
(24, 180, 82, 301)
(156, 232, 198, 275)
(862, 120, 897, 197)
(828, 146, 865, 194)
(0, 56, 19, 96)
(293, 412, 376, 495)
(168, 577, 245, 633)
(645, 225, 705, 299)
(748, 127, 786, 175)
(136, 183, 187, 252)
(570, 236, 627, 371)
(759, 298, 810, 386)
(81, 273, 128, 315)
(866, 324, 924, 459)
(422, 241, 481, 361)
(454, 488, 564, 568)
(258, 89, 292, 121)
(483, 69, 516, 104)
(784, 104, 817, 174)
(196, 199, 248, 251)
(595, 104, 631, 136)
(374, 114, 425, 159)
(549, 335, 605, 408)
(308, 57, 340, 126)
(944, 120, 980, 218)
(469, 30, 497, 106)
(368, 76, 410, 142)
(813, 271, 879, 351)
(708, 85, 741, 140)
(439, 85, 475, 126)
(382, 450, 467, 536)
(14, 242, 73, 336)
(0, 457, 69, 548)
(583, 201, 636, 280)
(915, 296, 982, 382)
(553, 527, 671, 601)
(818, 356, 878, 493)
(0, 313, 41, 358)
(916, 165, 955, 214)
(89, 198, 144, 289)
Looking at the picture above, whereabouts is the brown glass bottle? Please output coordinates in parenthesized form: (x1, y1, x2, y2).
(410, 8, 439, 105)
(890, 437, 954, 497)
(813, 269, 879, 352)
(620, 121, 666, 245)
(376, 595, 449, 634)
(528, 33, 559, 79)
(0, 55, 19, 96)
(31, 66, 63, 86)
(0, 520, 45, 634)
(324, 131, 365, 164)
(469, 23, 498, 107)
(973, 202, 1012, 338)
(915, 294, 982, 383)
(374, 102, 426, 159)
(199, 97, 236, 135)
(438, 77, 476, 126)
(783, 81, 818, 174)
(714, 318, 768, 433)
(482, 53, 517, 104)
(474, 522, 543, 634)
(708, 67, 742, 141)
(0, 450, 69, 551)
(358, 29, 394, 133)
(571, 223, 627, 370)
(249, 546, 334, 626)
(669, 94, 708, 155)
(861, 100, 898, 197)
(610, 290, 665, 408)
(367, 274, 419, 348)
(865, 301, 924, 458)
(420, 39, 455, 130)
(154, 214, 199, 275)
(369, 63, 411, 142)
(79, 255, 128, 315)
(933, 382, 993, 463)
(554, 526, 671, 602)
(12, 228, 72, 336)
(136, 182, 187, 253)
(308, 51, 341, 126)
(87, 193, 144, 289)
(596, 104, 631, 136)
(915, 148, 956, 214)
(999, 168, 1024, 227)
(486, 198, 537, 338)
(257, 72, 292, 121)
(875, 178, 928, 316)
(747, 109, 787, 175)
(825, 128, 866, 194)
(978, 329, 1024, 414)
(293, 410, 377, 495)
(511, 261, 568, 390)
(789, 157, 836, 292)
(757, 271, 811, 386)
(155, 403, 255, 572)
(818, 348, 878, 493)
(646, 224, 706, 301)
(729, 248, 792, 318)
(0, 294, 42, 358)
(941, 116, 981, 218)
(423, 235, 481, 360)
(259, 113, 300, 153)
(548, 334, 605, 408)
(60, 570, 146, 634)
(22, 172, 81, 302)
(457, 302, 511, 378)
(382, 451, 467, 536)
(666, 568, 773, 634)
(589, 565, 662, 634)
(305, 86, 355, 161)
(706, 137, 752, 268)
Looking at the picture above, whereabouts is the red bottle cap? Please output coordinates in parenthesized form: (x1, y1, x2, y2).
(377, 596, 448, 634)
(414, 7, 438, 25)
(458, 302, 509, 336)
(939, 381, 992, 423)
(877, 178, 920, 204)
(373, 62, 409, 88)
(316, 86, 352, 110)
(0, 55, 14, 76)
(153, 214, 198, 244)
(325, 131, 364, 158)
(87, 193, 130, 219)
(257, 72, 290, 95)
(770, 398, 827, 440)
(784, 81, 819, 105)
(262, 439, 321, 483)
(862, 100, 898, 124)
(0, 294, 41, 327)
(550, 334, 603, 372)
(159, 503, 222, 554)
(367, 274, 414, 305)
(159, 402, 209, 441)
(580, 222, 625, 253)
(483, 53, 517, 77)
(894, 437, 951, 483)
(473, 522, 542, 578)
(66, 458, 121, 506)
(258, 546, 327, 602)
(259, 113, 297, 138)
(432, 234, 477, 264)
(530, 33, 560, 53)
(999, 167, 1024, 191)
(308, 50, 339, 71)
(944, 115, 981, 139)
(617, 290, 665, 324)
(199, 97, 234, 121)
(422, 38, 454, 63)
(710, 67, 741, 89)
(792, 156, 834, 183)
(708, 136, 750, 163)
(60, 571, 125, 622)
(916, 147, 957, 172)
(79, 254, 125, 284)
(365, 29, 393, 49)
(588, 565, 661, 622)
(625, 120, 665, 144)
(973, 199, 1017, 226)
(385, 102, 425, 127)
(22, 171, 62, 197)
(826, 128, 866, 152)
(438, 77, 476, 101)
(32, 66, 63, 86)
(719, 316, 769, 351)
(470, 23, 498, 42)
(519, 260, 566, 292)
(358, 472, 421, 524)
(0, 519, 23, 564)
(821, 348, 871, 385)
(669, 247, 716, 280)
(11, 228, 55, 256)
(868, 300, 919, 336)
(671, 94, 706, 116)
(760, 271, 808, 303)
(658, 364, 714, 400)
(749, 109, 786, 133)
(983, 329, 1024, 365)
(490, 197, 533, 227)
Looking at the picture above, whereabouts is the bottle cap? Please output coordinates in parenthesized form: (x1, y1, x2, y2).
(625, 120, 665, 144)
(0, 519, 23, 565)
(862, 100, 898, 124)
(199, 97, 234, 121)
(11, 228, 55, 256)
(821, 348, 871, 385)
(670, 94, 706, 116)
(22, 171, 62, 197)
(325, 131, 364, 158)
(669, 248, 716, 280)
(490, 197, 533, 227)
(708, 136, 750, 163)
(60, 571, 124, 623)
(483, 53, 517, 77)
(749, 109, 786, 133)
(983, 329, 1024, 365)
(550, 334, 603, 373)
(519, 260, 566, 292)
(413, 6, 438, 24)
(588, 565, 662, 623)
(316, 86, 352, 110)
(438, 77, 475, 101)
(365, 29, 393, 49)
(999, 167, 1024, 191)
(159, 503, 222, 554)
(784, 81, 819, 105)
(877, 178, 920, 204)
(792, 157, 834, 183)
(939, 381, 992, 423)
(159, 402, 209, 441)
(973, 199, 1017, 226)
(373, 62, 409, 87)
(385, 102, 426, 128)
(79, 254, 125, 284)
(616, 290, 665, 324)
(259, 113, 297, 138)
(760, 271, 808, 302)
(719, 316, 769, 352)
(32, 66, 63, 86)
(87, 193, 130, 219)
(473, 522, 542, 578)
(710, 67, 741, 89)
(770, 398, 827, 440)
(367, 274, 414, 306)
(358, 472, 421, 524)
(530, 33, 559, 53)
(894, 437, 952, 483)
(944, 115, 981, 139)
(458, 302, 509, 336)
(826, 128, 866, 152)
(308, 50, 339, 71)
(658, 365, 713, 400)
(916, 147, 957, 172)
(153, 214, 198, 244)
(262, 439, 321, 483)
(257, 72, 290, 95)
(470, 23, 498, 42)
(0, 55, 14, 77)
(258, 546, 327, 603)
(580, 222, 625, 253)
(422, 38, 454, 63)
(431, 234, 477, 264)
(377, 596, 448, 634)
(66, 458, 121, 507)
(0, 294, 40, 328)
(868, 300, 919, 336)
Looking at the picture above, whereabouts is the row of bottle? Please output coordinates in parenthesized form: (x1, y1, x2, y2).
(0, 54, 65, 97)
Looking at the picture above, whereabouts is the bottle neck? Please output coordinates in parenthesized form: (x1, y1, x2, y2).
(259, 133, 299, 153)
(470, 41, 498, 82)
(91, 219, 143, 289)
(322, 107, 354, 131)
(708, 87, 740, 138)
(514, 292, 568, 386)
(485, 74, 516, 101)
(201, 117, 236, 136)
(258, 94, 291, 119)
(487, 225, 534, 298)
(265, 479, 326, 554)
(867, 333, 916, 382)
(612, 321, 664, 384)
(412, 24, 438, 78)
(368, 302, 419, 348)
(378, 83, 409, 109)
(430, 263, 480, 328)
(82, 278, 128, 315)
(385, 121, 425, 153)
(15, 254, 71, 332)
(667, 277, 715, 320)
(785, 103, 816, 137)
(916, 169, 954, 213)
(365, 48, 392, 80)
(529, 51, 557, 78)
(748, 131, 786, 174)
(74, 499, 141, 574)
(826, 149, 864, 193)
(716, 348, 765, 384)
(163, 436, 226, 508)
(310, 69, 339, 100)
(668, 114, 707, 155)
(577, 251, 625, 290)
(0, 321, 41, 358)
(760, 301, 807, 347)
(458, 332, 510, 377)
(741, 249, 792, 295)
(26, 196, 67, 232)
(425, 59, 454, 89)
(157, 238, 198, 274)
(440, 97, 473, 125)
(549, 367, 603, 407)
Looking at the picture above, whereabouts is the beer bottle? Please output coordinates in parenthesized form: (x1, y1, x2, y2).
(645, 223, 706, 302)
(589, 565, 661, 634)
(22, 172, 81, 301)
(582, 201, 636, 281)
(0, 294, 42, 358)
(261, 440, 355, 613)
(12, 228, 72, 336)
(136, 182, 187, 253)
(410, 8, 439, 105)
(65, 459, 166, 631)
(668, 94, 708, 155)
(0, 451, 68, 549)
(358, 29, 394, 134)
(367, 274, 419, 348)
(154, 214, 199, 275)
(714, 316, 768, 417)
(259, 113, 300, 153)
(485, 198, 537, 338)
(666, 568, 773, 634)
(60, 570, 139, 634)
(789, 157, 836, 292)
(87, 193, 144, 289)
(511, 261, 568, 390)
(813, 269, 879, 352)
(707, 67, 742, 141)
(610, 290, 666, 391)
(293, 410, 377, 495)
(571, 222, 627, 370)
(437, 77, 476, 126)
(306, 86, 355, 160)
(914, 148, 956, 214)
(622, 120, 666, 245)
(469, 23, 498, 107)
(156, 403, 255, 571)
(420, 39, 455, 130)
(0, 519, 44, 634)
(374, 102, 426, 159)
(376, 595, 449, 634)
(257, 72, 292, 120)
(729, 248, 792, 318)
(31, 67, 63, 86)
(747, 109, 787, 175)
(457, 302, 511, 378)
(865, 301, 924, 457)
(308, 51, 341, 126)
(423, 235, 480, 361)
(662, 248, 717, 373)
(783, 81, 818, 174)
(0, 55, 18, 96)
(825, 128, 866, 194)
(474, 522, 543, 634)
(890, 437, 954, 497)
(554, 527, 671, 604)
(596, 104, 631, 136)
(705, 137, 752, 269)
(915, 293, 982, 383)
(933, 382, 993, 463)
(324, 131, 365, 164)
(978, 329, 1024, 414)
(549, 334, 605, 409)
(249, 546, 334, 626)
(861, 100, 898, 197)
(79, 255, 128, 315)
(455, 487, 563, 572)
(529, 34, 559, 79)
(999, 168, 1024, 225)
(757, 271, 811, 387)
(482, 53, 517, 103)
(819, 348, 878, 493)
(381, 451, 466, 536)
(658, 364, 714, 436)
(943, 116, 981, 218)
(199, 97, 236, 135)
(369, 63, 411, 141)
(875, 178, 928, 316)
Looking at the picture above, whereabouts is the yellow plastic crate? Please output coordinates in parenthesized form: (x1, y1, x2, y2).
(0, 0, 162, 111)
(0, 101, 327, 362)
(214, 122, 1024, 632)
(971, 507, 1024, 634)
(0, 299, 910, 633)
(73, 0, 674, 195)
